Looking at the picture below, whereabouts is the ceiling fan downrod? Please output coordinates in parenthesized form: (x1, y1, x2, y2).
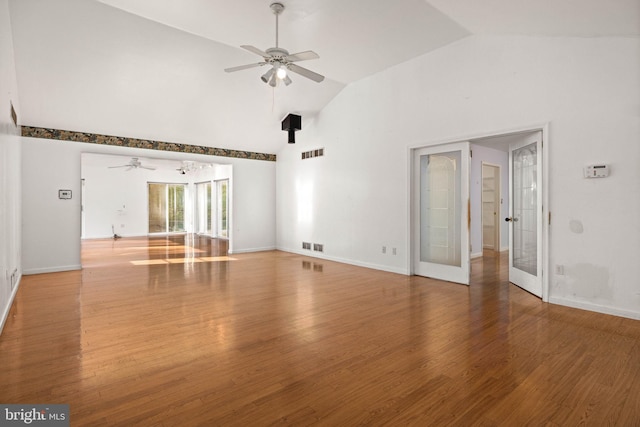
(271, 2, 284, 48)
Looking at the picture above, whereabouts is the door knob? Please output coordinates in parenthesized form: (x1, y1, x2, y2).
(505, 217, 512, 222)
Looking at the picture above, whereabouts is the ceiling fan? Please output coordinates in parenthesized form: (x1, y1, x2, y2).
(224, 2, 324, 86)
(108, 157, 156, 171)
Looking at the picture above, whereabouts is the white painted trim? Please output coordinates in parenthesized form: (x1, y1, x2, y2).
(406, 122, 551, 151)
(471, 252, 483, 259)
(0, 274, 22, 336)
(406, 145, 416, 275)
(278, 248, 409, 276)
(23, 265, 82, 275)
(549, 296, 640, 321)
(541, 123, 550, 303)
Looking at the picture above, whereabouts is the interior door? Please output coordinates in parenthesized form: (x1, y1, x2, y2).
(215, 179, 229, 238)
(414, 142, 470, 285)
(507, 132, 542, 297)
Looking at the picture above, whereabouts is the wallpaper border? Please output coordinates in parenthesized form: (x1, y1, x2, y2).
(21, 126, 277, 162)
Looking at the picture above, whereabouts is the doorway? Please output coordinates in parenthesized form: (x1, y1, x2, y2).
(411, 126, 548, 301)
(481, 163, 500, 252)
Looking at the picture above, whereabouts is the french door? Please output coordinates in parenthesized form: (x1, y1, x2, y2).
(195, 181, 213, 235)
(507, 132, 543, 297)
(413, 142, 470, 285)
(215, 179, 229, 239)
(148, 183, 186, 234)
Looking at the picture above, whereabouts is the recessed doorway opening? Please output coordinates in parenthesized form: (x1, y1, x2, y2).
(411, 125, 549, 301)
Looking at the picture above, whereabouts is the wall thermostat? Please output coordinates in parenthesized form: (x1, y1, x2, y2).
(58, 189, 72, 199)
(584, 164, 609, 178)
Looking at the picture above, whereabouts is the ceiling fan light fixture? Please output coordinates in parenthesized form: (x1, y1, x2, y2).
(283, 75, 292, 86)
(268, 73, 278, 87)
(276, 66, 287, 79)
(261, 68, 274, 83)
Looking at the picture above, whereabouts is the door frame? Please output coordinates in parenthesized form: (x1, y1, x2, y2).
(408, 123, 550, 302)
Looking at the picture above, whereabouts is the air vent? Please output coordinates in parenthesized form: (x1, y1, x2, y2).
(302, 148, 324, 160)
(302, 242, 311, 250)
(313, 243, 324, 252)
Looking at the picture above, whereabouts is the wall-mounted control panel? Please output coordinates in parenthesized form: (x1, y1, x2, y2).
(584, 164, 609, 178)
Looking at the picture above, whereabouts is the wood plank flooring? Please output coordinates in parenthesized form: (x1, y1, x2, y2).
(1, 236, 639, 425)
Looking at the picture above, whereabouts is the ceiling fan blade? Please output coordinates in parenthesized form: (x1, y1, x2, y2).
(224, 62, 267, 73)
(241, 45, 270, 58)
(285, 50, 319, 62)
(287, 63, 325, 83)
(139, 166, 156, 170)
(108, 165, 129, 169)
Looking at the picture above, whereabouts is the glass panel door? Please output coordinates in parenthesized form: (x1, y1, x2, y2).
(508, 132, 542, 296)
(148, 183, 167, 233)
(216, 179, 229, 239)
(513, 145, 537, 275)
(167, 184, 185, 232)
(414, 142, 470, 285)
(148, 183, 186, 234)
(195, 181, 212, 235)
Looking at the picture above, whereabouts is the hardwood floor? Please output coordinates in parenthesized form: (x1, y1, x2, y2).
(1, 237, 639, 425)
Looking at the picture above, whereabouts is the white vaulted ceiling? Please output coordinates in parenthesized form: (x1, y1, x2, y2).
(8, 0, 640, 154)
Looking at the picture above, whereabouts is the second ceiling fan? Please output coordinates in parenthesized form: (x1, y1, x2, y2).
(224, 2, 324, 86)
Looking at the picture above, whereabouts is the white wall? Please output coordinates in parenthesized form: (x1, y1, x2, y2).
(22, 138, 276, 274)
(277, 35, 640, 319)
(0, 0, 21, 333)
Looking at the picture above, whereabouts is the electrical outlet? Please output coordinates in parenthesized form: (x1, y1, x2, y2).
(555, 265, 564, 275)
(392, 248, 397, 255)
(382, 246, 386, 254)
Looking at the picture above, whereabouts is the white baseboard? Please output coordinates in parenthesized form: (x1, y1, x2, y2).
(23, 265, 82, 275)
(549, 296, 640, 320)
(0, 274, 21, 336)
(277, 247, 409, 275)
(228, 246, 276, 254)
(471, 252, 483, 259)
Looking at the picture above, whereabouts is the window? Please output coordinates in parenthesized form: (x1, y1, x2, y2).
(148, 183, 186, 233)
(195, 181, 212, 235)
(216, 179, 229, 238)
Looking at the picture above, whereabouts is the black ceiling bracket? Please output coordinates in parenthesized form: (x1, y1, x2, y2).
(281, 114, 301, 144)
